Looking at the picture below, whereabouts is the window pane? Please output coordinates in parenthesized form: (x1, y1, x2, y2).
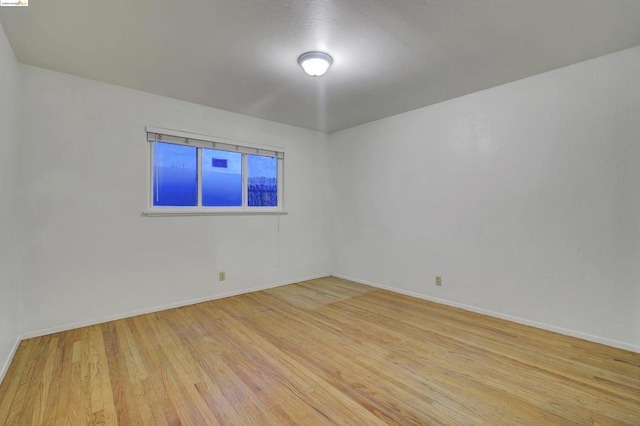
(248, 154, 277, 207)
(153, 142, 197, 206)
(202, 149, 242, 207)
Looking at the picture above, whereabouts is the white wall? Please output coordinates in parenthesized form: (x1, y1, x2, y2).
(0, 22, 21, 379)
(330, 46, 640, 351)
(18, 65, 332, 335)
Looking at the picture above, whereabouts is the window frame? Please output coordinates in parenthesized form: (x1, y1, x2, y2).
(143, 126, 286, 216)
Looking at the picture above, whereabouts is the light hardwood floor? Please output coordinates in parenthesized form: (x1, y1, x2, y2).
(1, 277, 639, 425)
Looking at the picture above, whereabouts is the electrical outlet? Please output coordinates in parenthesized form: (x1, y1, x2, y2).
(219, 271, 226, 281)
(435, 276, 442, 286)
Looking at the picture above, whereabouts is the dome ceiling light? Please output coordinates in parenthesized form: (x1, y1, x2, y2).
(298, 51, 333, 77)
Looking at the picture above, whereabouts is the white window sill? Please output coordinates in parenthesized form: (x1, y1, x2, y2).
(142, 209, 288, 217)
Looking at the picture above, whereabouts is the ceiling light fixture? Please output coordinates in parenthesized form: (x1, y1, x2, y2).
(298, 51, 333, 77)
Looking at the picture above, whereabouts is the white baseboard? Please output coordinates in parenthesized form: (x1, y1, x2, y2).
(0, 336, 21, 386)
(332, 273, 640, 354)
(20, 273, 331, 340)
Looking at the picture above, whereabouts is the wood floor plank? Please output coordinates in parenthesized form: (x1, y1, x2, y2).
(1, 277, 639, 425)
(243, 289, 560, 424)
(127, 315, 174, 426)
(28, 336, 59, 425)
(317, 289, 639, 421)
(53, 331, 75, 426)
(0, 339, 40, 422)
(68, 327, 91, 425)
(9, 335, 56, 426)
(146, 311, 222, 425)
(101, 322, 134, 425)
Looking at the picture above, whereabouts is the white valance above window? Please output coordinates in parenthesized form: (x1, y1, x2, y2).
(146, 126, 285, 159)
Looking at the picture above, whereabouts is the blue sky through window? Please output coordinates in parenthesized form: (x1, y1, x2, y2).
(202, 149, 242, 206)
(152, 141, 279, 208)
(153, 142, 197, 206)
(248, 155, 277, 207)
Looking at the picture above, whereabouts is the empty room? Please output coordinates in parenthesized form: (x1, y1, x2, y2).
(1, 1, 639, 424)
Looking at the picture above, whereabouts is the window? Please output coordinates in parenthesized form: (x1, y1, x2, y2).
(146, 127, 284, 215)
